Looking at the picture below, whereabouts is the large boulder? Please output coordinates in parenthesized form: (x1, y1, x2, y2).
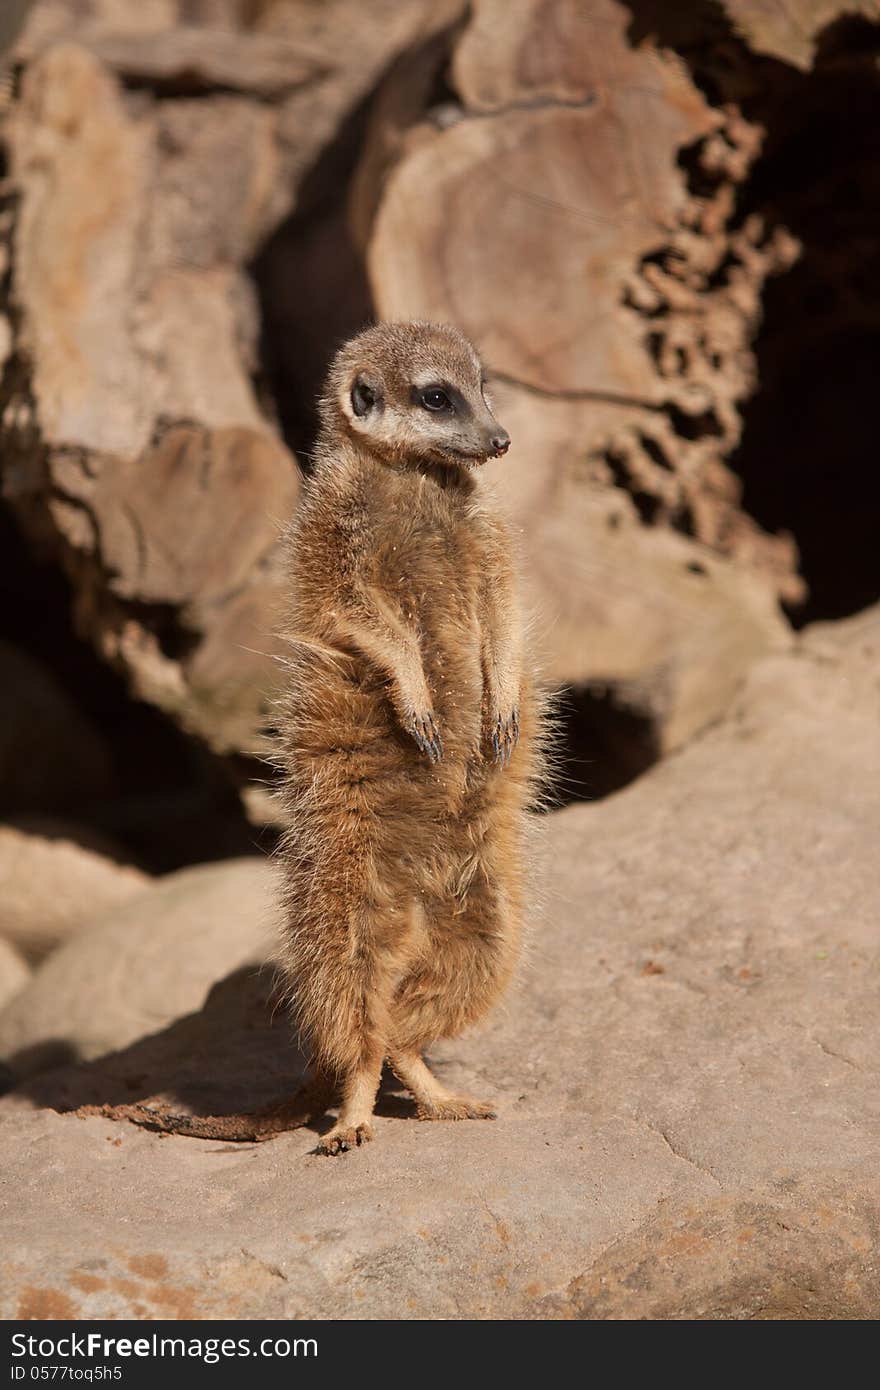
(0, 823, 149, 963)
(0, 939, 29, 1014)
(0, 619, 877, 1317)
(0, 857, 274, 1077)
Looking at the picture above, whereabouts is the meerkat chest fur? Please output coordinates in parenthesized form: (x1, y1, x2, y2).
(293, 452, 505, 766)
(368, 469, 491, 739)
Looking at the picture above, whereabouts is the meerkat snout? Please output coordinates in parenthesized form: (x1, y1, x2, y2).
(490, 428, 511, 457)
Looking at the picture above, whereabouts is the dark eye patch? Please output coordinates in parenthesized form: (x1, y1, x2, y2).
(410, 382, 472, 417)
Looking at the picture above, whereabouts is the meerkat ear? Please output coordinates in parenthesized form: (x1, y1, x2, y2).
(350, 374, 382, 419)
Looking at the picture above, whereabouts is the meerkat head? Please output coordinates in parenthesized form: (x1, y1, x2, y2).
(320, 321, 510, 469)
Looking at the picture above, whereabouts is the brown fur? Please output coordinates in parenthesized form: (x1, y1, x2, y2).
(274, 322, 546, 1155)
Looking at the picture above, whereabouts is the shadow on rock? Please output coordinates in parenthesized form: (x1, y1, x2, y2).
(8, 966, 417, 1143)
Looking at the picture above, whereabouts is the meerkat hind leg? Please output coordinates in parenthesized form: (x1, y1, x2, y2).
(389, 1049, 496, 1121)
(316, 1043, 384, 1155)
(312, 897, 425, 1155)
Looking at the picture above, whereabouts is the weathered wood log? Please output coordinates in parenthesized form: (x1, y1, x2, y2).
(1, 41, 297, 751)
(363, 0, 808, 751)
(0, 2, 32, 57)
(0, 1, 464, 753)
(717, 0, 879, 68)
(1, 0, 871, 766)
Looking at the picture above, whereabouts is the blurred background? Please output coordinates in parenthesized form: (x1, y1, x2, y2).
(0, 0, 878, 876)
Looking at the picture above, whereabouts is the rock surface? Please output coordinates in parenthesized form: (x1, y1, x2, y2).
(0, 823, 149, 963)
(0, 858, 274, 1077)
(0, 938, 29, 1013)
(1, 625, 877, 1318)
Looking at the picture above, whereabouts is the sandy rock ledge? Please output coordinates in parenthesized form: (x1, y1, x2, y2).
(0, 619, 877, 1318)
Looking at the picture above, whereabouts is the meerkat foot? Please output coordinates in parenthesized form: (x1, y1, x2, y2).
(416, 1096, 497, 1122)
(315, 1055, 381, 1154)
(316, 1121, 375, 1156)
(389, 1049, 497, 1123)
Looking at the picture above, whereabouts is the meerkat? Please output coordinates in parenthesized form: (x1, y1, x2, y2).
(275, 320, 544, 1155)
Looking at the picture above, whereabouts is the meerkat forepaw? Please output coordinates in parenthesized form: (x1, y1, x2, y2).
(490, 708, 519, 765)
(315, 1121, 375, 1155)
(407, 710, 443, 763)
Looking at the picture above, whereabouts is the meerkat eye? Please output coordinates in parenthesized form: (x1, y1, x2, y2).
(420, 388, 452, 412)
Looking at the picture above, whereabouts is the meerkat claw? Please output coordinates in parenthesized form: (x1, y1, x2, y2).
(409, 712, 443, 762)
(316, 1122, 374, 1156)
(491, 709, 519, 765)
